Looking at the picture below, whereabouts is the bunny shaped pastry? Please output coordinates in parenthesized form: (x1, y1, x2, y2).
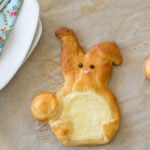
(31, 28, 122, 145)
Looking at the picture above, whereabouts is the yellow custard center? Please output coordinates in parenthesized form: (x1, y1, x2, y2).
(61, 91, 112, 141)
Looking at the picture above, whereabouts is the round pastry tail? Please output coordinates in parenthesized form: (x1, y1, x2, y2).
(31, 92, 59, 122)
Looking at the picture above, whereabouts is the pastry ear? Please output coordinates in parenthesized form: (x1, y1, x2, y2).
(91, 42, 122, 65)
(55, 28, 85, 82)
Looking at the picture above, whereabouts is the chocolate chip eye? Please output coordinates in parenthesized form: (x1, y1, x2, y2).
(89, 64, 95, 69)
(78, 63, 83, 68)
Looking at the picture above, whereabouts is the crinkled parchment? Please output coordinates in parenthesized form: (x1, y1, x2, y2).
(0, 0, 150, 149)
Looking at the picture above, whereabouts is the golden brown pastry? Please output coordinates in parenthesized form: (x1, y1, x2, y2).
(31, 28, 122, 145)
(144, 57, 150, 79)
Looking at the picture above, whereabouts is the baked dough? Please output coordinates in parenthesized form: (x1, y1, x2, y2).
(144, 57, 150, 79)
(31, 28, 122, 145)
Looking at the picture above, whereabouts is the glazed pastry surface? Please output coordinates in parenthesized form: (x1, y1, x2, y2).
(144, 57, 150, 79)
(31, 28, 122, 145)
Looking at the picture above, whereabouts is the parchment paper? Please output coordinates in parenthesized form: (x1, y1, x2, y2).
(0, 0, 150, 149)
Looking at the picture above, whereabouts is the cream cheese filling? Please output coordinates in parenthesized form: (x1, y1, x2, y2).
(60, 91, 112, 141)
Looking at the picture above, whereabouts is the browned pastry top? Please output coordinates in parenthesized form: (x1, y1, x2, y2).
(31, 27, 122, 145)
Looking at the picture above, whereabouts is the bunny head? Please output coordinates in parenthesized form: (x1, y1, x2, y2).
(31, 28, 122, 145)
(55, 28, 122, 92)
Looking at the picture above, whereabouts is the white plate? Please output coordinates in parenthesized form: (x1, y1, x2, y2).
(0, 0, 40, 90)
(24, 20, 42, 63)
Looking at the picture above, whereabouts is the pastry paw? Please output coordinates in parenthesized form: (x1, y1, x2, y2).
(102, 118, 120, 142)
(50, 119, 72, 144)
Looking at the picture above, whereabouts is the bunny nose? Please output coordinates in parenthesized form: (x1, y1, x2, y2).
(84, 70, 89, 74)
